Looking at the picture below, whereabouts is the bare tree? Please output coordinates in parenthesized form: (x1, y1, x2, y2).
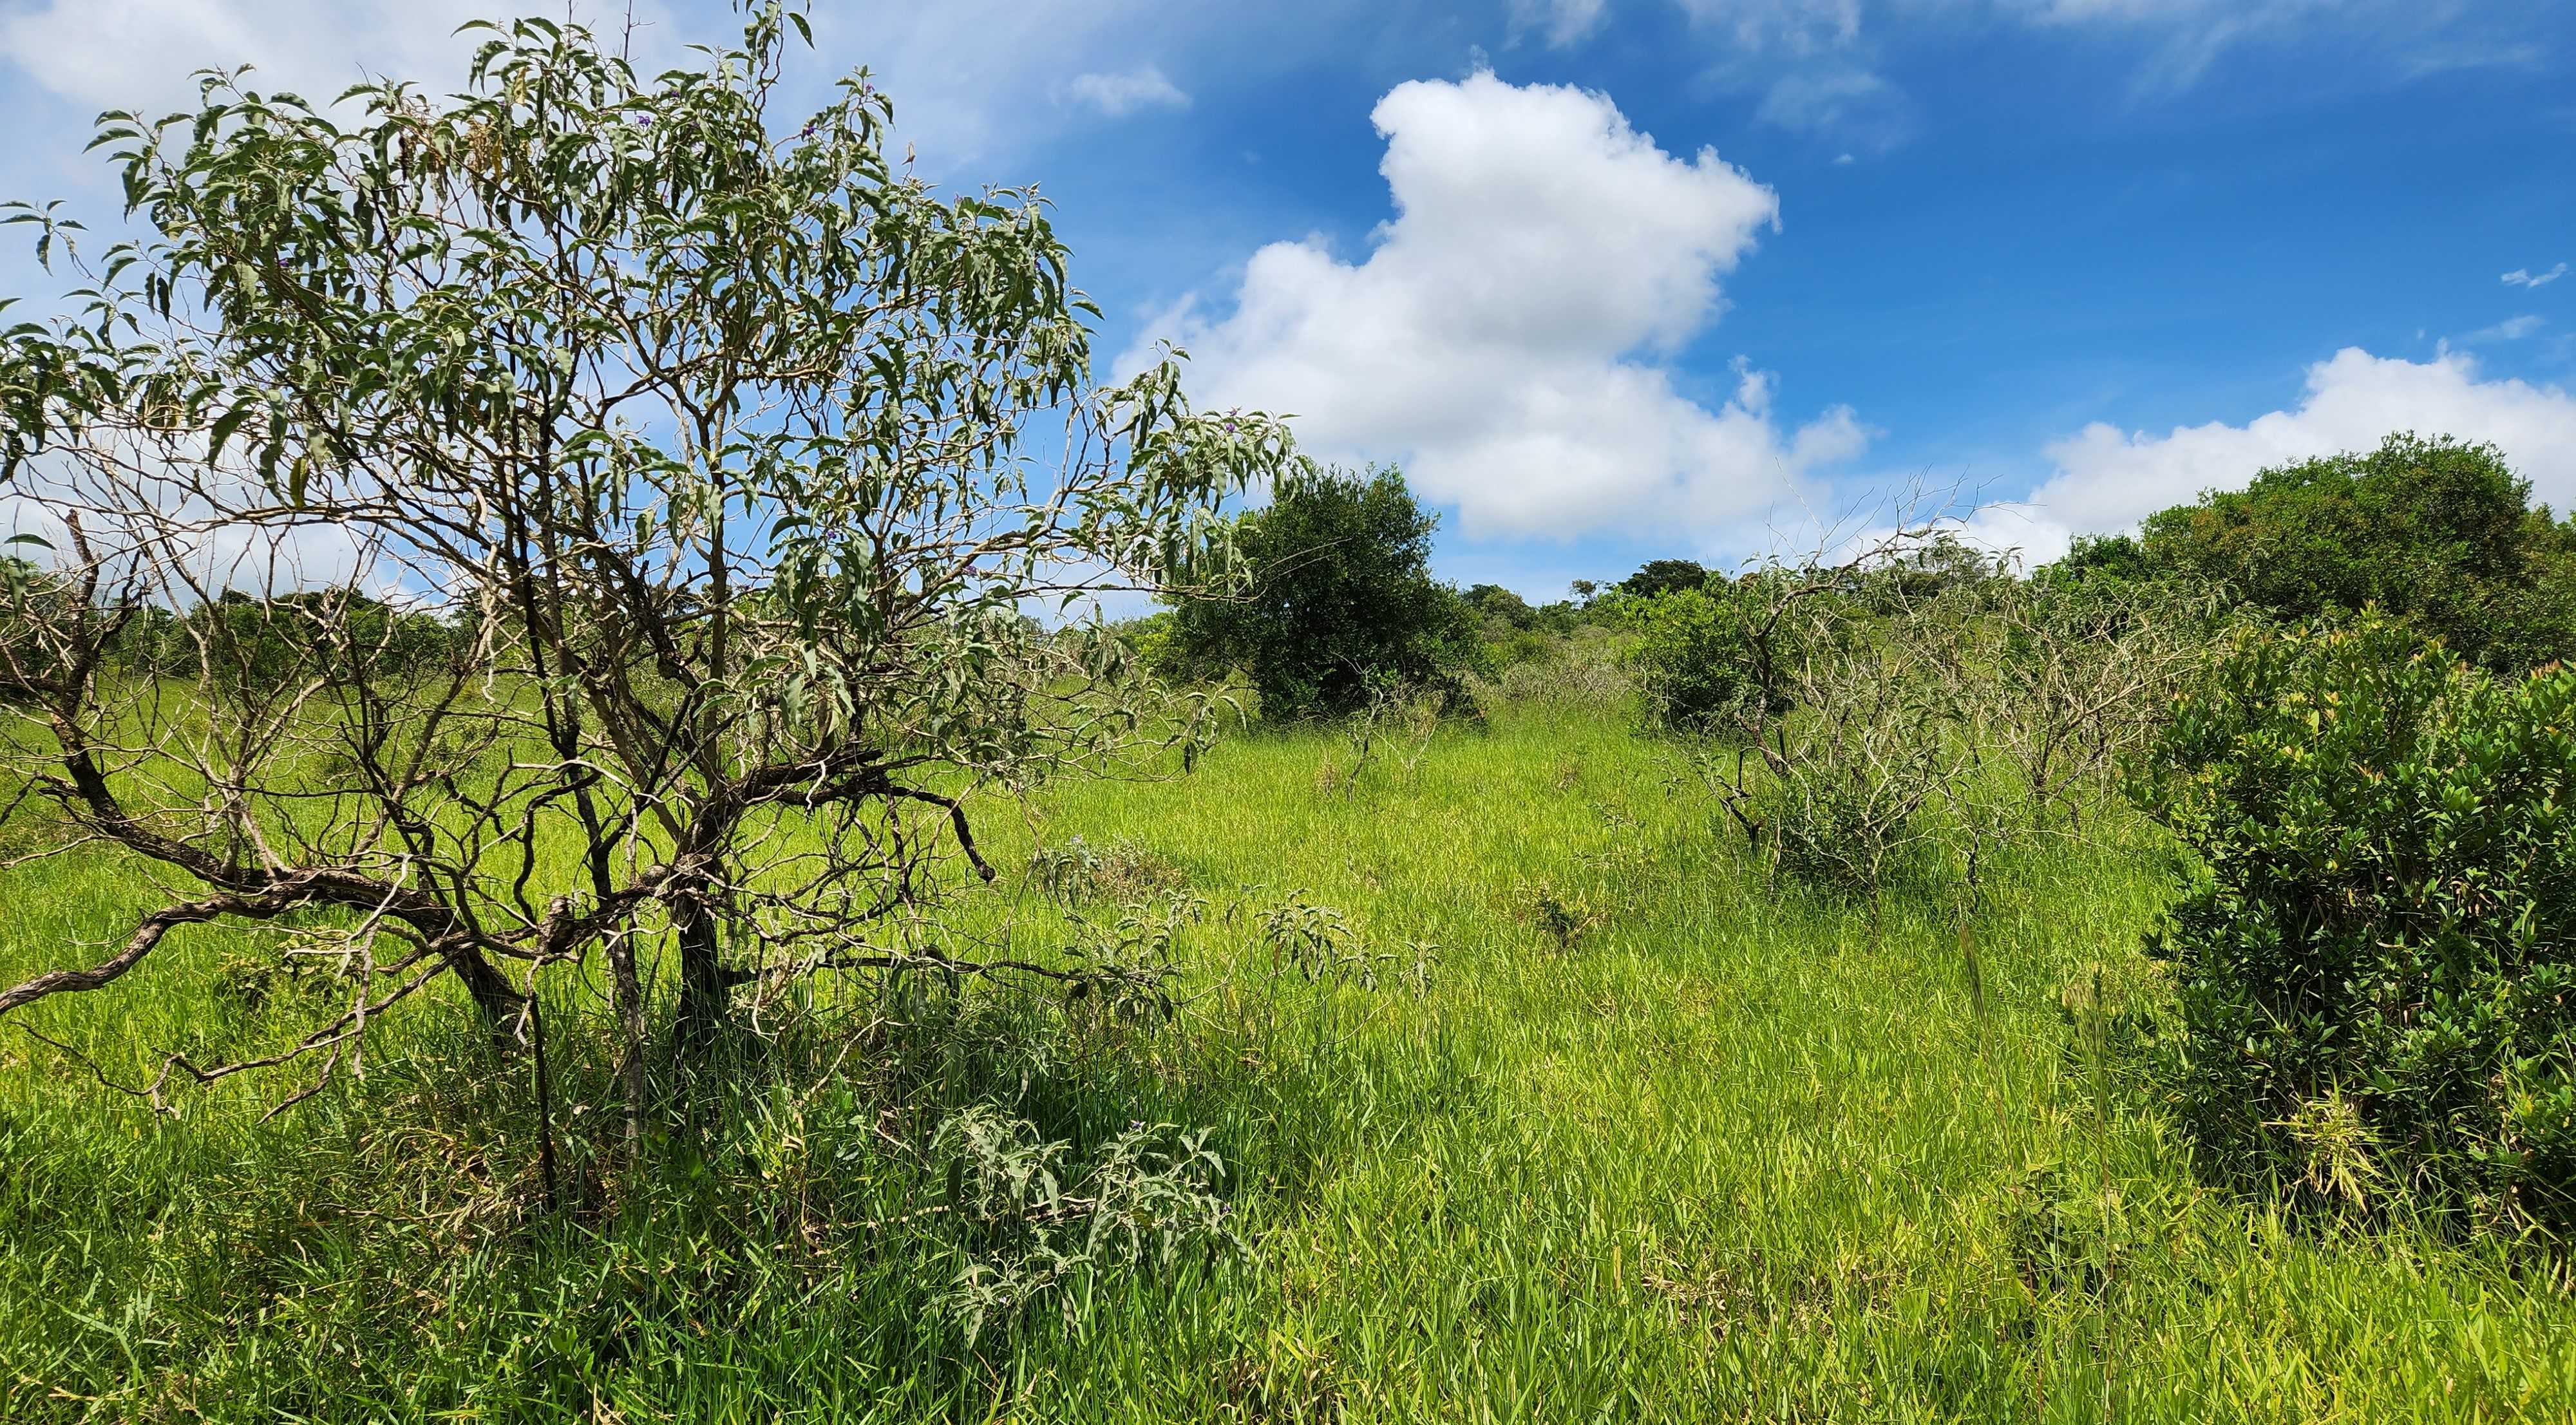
(1689, 522, 1985, 898)
(0, 6, 1302, 1133)
(1972, 572, 2216, 834)
(1688, 508, 2205, 904)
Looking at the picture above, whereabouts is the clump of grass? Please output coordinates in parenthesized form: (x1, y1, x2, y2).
(1028, 835, 1189, 907)
(1516, 882, 1602, 951)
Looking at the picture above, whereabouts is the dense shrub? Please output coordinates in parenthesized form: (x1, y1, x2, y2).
(151, 589, 465, 689)
(1463, 584, 1560, 667)
(2128, 433, 2576, 672)
(2141, 618, 2576, 1233)
(1620, 585, 1764, 735)
(1620, 558, 1710, 600)
(1167, 466, 1486, 719)
(1482, 625, 1630, 710)
(1464, 583, 1539, 630)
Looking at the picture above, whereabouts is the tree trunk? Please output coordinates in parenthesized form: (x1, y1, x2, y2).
(672, 895, 730, 1063)
(605, 929, 649, 1152)
(446, 943, 526, 1033)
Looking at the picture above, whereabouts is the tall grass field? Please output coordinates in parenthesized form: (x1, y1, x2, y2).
(4, 699, 2572, 1421)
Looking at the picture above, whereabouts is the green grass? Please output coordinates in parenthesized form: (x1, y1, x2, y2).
(3, 701, 2572, 1420)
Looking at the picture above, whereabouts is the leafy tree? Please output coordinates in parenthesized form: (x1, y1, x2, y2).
(1855, 532, 2009, 610)
(2142, 618, 2576, 1232)
(2132, 432, 2576, 670)
(1167, 466, 1482, 719)
(2047, 532, 2154, 585)
(1620, 559, 1710, 600)
(0, 6, 1297, 1128)
(1463, 583, 1538, 631)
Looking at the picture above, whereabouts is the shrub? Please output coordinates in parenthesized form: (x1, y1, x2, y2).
(1482, 625, 1629, 711)
(2141, 617, 2576, 1232)
(1167, 466, 1486, 719)
(1464, 583, 1539, 630)
(1689, 569, 1968, 898)
(2131, 432, 2576, 672)
(1620, 585, 1764, 735)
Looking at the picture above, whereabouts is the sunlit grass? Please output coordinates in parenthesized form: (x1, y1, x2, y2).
(3, 701, 2570, 1420)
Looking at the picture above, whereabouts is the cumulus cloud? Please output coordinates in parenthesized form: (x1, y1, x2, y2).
(1065, 64, 1191, 117)
(1131, 71, 1866, 540)
(1510, 0, 1613, 48)
(0, 0, 1361, 177)
(2503, 262, 2568, 288)
(2007, 346, 2576, 562)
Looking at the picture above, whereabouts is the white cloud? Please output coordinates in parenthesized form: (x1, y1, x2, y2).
(1132, 72, 1864, 541)
(0, 0, 682, 113)
(0, 0, 1366, 178)
(1511, 0, 1613, 48)
(785, 1, 1387, 168)
(1757, 68, 1884, 126)
(1754, 66, 1913, 148)
(2010, 346, 2576, 561)
(1992, 0, 2542, 91)
(1673, 0, 1864, 53)
(1065, 64, 1191, 117)
(2462, 315, 2546, 344)
(1656, 0, 2543, 126)
(2504, 262, 2568, 288)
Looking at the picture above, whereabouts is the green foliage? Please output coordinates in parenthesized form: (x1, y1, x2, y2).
(0, 551, 68, 702)
(1167, 466, 1485, 719)
(2049, 532, 2155, 586)
(1618, 558, 1710, 600)
(1618, 585, 1765, 735)
(2141, 617, 2576, 1232)
(6, 706, 2576, 1419)
(934, 1105, 1238, 1345)
(1463, 583, 1537, 630)
(1464, 583, 1560, 668)
(0, 5, 1300, 1062)
(143, 588, 464, 691)
(2132, 433, 2576, 670)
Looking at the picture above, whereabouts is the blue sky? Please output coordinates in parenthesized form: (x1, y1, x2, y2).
(3, 0, 2571, 599)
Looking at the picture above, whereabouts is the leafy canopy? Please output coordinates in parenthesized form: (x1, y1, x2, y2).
(1619, 559, 1710, 601)
(1166, 466, 1482, 719)
(0, 4, 1301, 1075)
(2128, 433, 2576, 670)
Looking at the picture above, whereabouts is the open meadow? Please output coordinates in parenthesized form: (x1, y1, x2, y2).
(4, 8, 2573, 1420)
(6, 696, 2572, 1422)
